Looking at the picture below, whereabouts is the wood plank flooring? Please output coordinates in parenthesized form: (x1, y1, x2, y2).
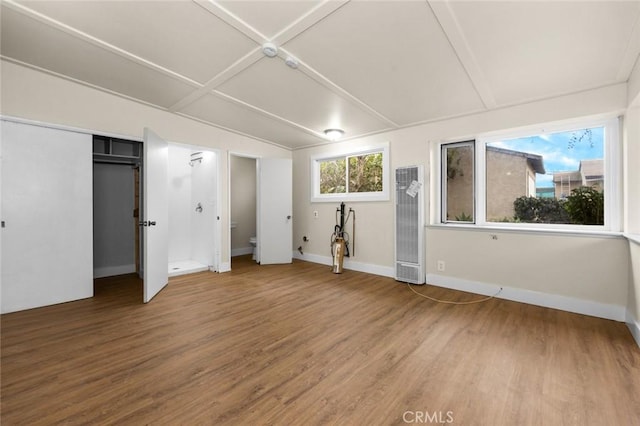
(2, 256, 639, 425)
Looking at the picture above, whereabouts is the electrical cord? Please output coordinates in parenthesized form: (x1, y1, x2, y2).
(407, 283, 503, 305)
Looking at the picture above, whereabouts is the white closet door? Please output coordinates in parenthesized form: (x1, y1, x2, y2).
(257, 158, 292, 265)
(142, 128, 168, 303)
(1, 120, 93, 313)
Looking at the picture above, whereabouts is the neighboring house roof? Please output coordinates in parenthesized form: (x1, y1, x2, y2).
(487, 146, 545, 174)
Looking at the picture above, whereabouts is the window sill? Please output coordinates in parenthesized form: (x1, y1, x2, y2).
(427, 223, 623, 239)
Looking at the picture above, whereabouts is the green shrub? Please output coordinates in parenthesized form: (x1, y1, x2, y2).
(513, 196, 569, 223)
(565, 186, 603, 225)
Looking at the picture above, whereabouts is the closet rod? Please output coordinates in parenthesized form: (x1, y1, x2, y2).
(93, 159, 139, 166)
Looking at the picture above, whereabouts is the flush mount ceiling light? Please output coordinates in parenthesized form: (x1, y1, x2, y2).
(262, 42, 278, 58)
(284, 55, 299, 69)
(324, 128, 345, 141)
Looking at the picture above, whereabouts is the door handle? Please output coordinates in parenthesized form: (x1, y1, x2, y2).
(139, 221, 157, 227)
(139, 221, 148, 227)
(286, 215, 292, 220)
(149, 221, 156, 226)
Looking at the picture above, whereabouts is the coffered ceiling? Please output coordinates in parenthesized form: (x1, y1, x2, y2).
(2, 0, 639, 149)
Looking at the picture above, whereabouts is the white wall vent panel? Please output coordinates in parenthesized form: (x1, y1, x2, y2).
(395, 165, 425, 284)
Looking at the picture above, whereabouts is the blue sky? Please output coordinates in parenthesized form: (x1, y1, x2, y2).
(488, 127, 604, 188)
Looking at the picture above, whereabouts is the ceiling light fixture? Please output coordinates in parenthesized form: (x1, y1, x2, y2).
(284, 56, 299, 69)
(262, 42, 278, 58)
(324, 128, 345, 141)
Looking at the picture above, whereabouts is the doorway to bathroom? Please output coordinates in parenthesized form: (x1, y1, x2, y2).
(229, 154, 257, 267)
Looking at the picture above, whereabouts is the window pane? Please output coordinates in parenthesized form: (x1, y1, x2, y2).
(486, 127, 604, 225)
(443, 143, 474, 222)
(319, 158, 346, 194)
(348, 152, 383, 193)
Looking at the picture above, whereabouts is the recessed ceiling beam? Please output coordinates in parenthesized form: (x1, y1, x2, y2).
(2, 0, 201, 89)
(616, 11, 640, 82)
(428, 0, 497, 110)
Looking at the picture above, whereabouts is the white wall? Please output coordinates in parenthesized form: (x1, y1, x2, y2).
(624, 58, 640, 344)
(293, 83, 629, 319)
(168, 146, 217, 267)
(230, 156, 256, 255)
(168, 145, 193, 262)
(93, 163, 135, 277)
(1, 60, 291, 268)
(191, 150, 217, 267)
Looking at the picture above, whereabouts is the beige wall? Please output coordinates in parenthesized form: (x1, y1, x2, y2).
(293, 82, 628, 309)
(230, 156, 256, 252)
(0, 60, 291, 267)
(625, 59, 640, 332)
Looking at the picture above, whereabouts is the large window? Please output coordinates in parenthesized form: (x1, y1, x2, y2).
(311, 143, 389, 202)
(439, 117, 620, 231)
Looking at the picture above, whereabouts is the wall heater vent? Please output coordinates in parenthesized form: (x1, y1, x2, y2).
(395, 166, 425, 284)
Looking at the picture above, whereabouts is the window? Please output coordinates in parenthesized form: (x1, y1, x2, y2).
(438, 117, 620, 231)
(441, 141, 475, 223)
(311, 143, 389, 202)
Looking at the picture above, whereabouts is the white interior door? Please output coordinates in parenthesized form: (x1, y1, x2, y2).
(1, 120, 93, 313)
(143, 128, 168, 303)
(258, 158, 292, 265)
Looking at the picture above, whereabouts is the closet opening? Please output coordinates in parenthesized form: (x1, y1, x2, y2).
(92, 135, 142, 285)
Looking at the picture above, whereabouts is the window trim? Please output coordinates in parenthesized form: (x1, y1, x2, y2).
(310, 142, 390, 203)
(435, 116, 621, 232)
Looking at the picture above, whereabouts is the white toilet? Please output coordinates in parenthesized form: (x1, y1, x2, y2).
(249, 236, 257, 260)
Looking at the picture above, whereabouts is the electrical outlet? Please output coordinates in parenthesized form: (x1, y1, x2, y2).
(313, 211, 319, 218)
(437, 260, 446, 272)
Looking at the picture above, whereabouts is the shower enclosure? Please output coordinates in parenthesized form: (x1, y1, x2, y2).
(167, 144, 218, 277)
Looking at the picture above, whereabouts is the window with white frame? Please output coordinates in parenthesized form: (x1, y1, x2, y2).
(441, 141, 475, 223)
(311, 143, 390, 202)
(439, 117, 620, 230)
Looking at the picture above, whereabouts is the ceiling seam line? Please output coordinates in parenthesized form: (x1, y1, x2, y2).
(3, 0, 203, 89)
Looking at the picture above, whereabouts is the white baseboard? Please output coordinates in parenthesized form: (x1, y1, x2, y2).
(94, 264, 136, 279)
(218, 261, 231, 273)
(289, 252, 628, 323)
(231, 247, 253, 257)
(292, 251, 394, 278)
(426, 273, 626, 322)
(626, 310, 640, 349)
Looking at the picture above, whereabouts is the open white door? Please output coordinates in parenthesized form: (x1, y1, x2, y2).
(258, 158, 293, 265)
(143, 128, 169, 303)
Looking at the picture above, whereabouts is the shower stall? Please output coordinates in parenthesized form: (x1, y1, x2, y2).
(167, 144, 218, 277)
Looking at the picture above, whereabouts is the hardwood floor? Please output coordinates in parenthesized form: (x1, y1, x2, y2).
(2, 256, 639, 425)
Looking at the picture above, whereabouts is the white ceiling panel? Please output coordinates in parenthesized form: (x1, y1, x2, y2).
(217, 57, 392, 137)
(1, 6, 196, 108)
(283, 1, 485, 125)
(179, 92, 326, 149)
(20, 0, 257, 84)
(2, 1, 638, 150)
(450, 1, 640, 106)
(217, 0, 321, 39)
